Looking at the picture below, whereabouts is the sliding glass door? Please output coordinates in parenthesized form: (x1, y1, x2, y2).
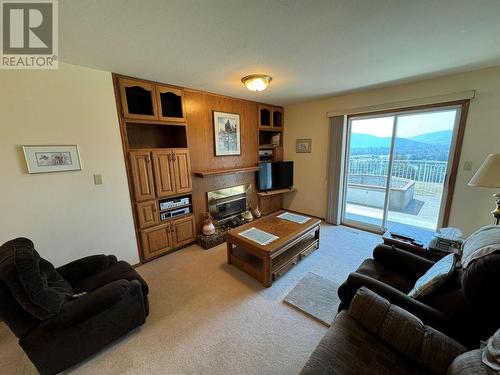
(342, 105, 461, 232)
(343, 115, 395, 228)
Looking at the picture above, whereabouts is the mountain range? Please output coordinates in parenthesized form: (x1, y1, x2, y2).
(350, 130, 452, 160)
(407, 130, 453, 145)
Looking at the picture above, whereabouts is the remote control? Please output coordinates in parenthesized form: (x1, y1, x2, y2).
(411, 239, 424, 247)
(390, 232, 415, 241)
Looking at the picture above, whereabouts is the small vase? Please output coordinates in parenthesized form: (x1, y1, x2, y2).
(252, 206, 262, 218)
(242, 210, 254, 222)
(202, 214, 216, 236)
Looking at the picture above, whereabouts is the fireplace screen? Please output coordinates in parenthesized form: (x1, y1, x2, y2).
(207, 184, 251, 223)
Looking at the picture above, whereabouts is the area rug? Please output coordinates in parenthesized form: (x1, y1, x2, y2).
(283, 272, 340, 327)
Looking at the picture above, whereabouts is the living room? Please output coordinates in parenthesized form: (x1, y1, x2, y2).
(1, 1, 499, 374)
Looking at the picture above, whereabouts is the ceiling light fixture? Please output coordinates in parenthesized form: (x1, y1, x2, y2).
(241, 74, 272, 92)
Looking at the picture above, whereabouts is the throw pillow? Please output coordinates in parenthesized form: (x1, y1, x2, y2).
(461, 225, 500, 268)
(408, 253, 456, 299)
(483, 328, 500, 371)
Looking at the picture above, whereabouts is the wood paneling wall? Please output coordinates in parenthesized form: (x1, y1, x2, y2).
(185, 90, 259, 171)
(184, 89, 260, 231)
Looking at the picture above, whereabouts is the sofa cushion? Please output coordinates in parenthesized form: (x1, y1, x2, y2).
(461, 225, 500, 269)
(348, 283, 390, 334)
(300, 311, 426, 375)
(448, 349, 496, 375)
(349, 287, 467, 375)
(483, 329, 500, 371)
(0, 238, 73, 320)
(357, 258, 414, 293)
(73, 260, 149, 295)
(408, 254, 456, 299)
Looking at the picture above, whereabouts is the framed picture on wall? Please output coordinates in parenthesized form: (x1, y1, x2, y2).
(213, 111, 241, 156)
(23, 145, 82, 174)
(296, 139, 312, 153)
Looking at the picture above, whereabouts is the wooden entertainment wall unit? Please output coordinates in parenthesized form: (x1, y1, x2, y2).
(112, 73, 288, 263)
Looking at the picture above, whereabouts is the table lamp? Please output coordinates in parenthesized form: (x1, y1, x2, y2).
(468, 154, 500, 225)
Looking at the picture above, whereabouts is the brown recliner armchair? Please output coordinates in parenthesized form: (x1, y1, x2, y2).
(0, 238, 149, 375)
(337, 244, 500, 348)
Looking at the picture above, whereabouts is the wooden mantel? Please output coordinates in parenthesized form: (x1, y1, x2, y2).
(193, 166, 260, 178)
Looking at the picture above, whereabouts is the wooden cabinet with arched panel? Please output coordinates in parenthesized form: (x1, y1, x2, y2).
(118, 78, 158, 120)
(118, 78, 186, 123)
(156, 85, 185, 122)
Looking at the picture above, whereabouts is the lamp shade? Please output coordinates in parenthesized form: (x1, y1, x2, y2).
(468, 154, 500, 188)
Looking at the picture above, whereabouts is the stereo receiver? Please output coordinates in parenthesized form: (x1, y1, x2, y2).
(159, 196, 190, 211)
(160, 207, 190, 221)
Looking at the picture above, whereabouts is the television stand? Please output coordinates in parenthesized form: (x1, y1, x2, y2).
(257, 188, 297, 215)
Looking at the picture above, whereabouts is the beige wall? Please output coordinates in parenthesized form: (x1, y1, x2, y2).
(284, 65, 500, 235)
(0, 63, 139, 266)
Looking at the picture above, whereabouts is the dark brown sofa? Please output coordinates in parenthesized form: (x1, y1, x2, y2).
(301, 287, 497, 375)
(337, 244, 500, 348)
(0, 238, 149, 375)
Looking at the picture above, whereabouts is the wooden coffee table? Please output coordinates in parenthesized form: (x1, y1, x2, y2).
(226, 210, 321, 287)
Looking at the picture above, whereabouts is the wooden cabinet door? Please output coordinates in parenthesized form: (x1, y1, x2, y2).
(171, 215, 195, 247)
(156, 85, 185, 123)
(259, 195, 283, 215)
(269, 195, 284, 213)
(129, 151, 156, 202)
(140, 223, 173, 260)
(258, 105, 272, 128)
(272, 107, 284, 128)
(136, 200, 158, 229)
(273, 146, 284, 161)
(151, 150, 176, 197)
(118, 78, 158, 120)
(171, 149, 192, 194)
(259, 196, 272, 215)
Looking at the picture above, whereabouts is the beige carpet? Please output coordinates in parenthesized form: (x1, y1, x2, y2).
(0, 224, 380, 375)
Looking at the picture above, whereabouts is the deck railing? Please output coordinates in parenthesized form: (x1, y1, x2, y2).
(348, 159, 447, 195)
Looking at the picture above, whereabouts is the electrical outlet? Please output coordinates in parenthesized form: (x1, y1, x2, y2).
(463, 161, 473, 171)
(93, 174, 103, 185)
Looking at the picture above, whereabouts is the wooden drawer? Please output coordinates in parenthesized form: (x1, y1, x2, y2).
(300, 239, 319, 260)
(272, 254, 299, 280)
(136, 200, 158, 229)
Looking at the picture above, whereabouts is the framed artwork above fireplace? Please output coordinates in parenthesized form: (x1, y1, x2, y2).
(213, 111, 241, 156)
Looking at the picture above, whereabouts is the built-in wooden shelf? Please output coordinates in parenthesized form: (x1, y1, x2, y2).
(124, 118, 186, 126)
(259, 144, 280, 149)
(159, 203, 192, 213)
(259, 127, 283, 132)
(193, 166, 260, 178)
(257, 188, 297, 197)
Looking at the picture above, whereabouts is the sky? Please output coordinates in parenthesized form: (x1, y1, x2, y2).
(351, 109, 458, 138)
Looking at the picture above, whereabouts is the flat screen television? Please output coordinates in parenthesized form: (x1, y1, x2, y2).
(257, 161, 294, 191)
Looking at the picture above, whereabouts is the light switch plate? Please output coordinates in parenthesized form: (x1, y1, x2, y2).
(463, 161, 473, 171)
(93, 174, 103, 185)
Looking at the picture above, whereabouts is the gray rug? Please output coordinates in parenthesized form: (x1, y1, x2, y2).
(283, 272, 340, 327)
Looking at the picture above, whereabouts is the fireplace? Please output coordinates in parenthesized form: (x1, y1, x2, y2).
(207, 184, 251, 224)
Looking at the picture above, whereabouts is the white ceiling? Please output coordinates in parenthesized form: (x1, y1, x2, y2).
(60, 0, 500, 105)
